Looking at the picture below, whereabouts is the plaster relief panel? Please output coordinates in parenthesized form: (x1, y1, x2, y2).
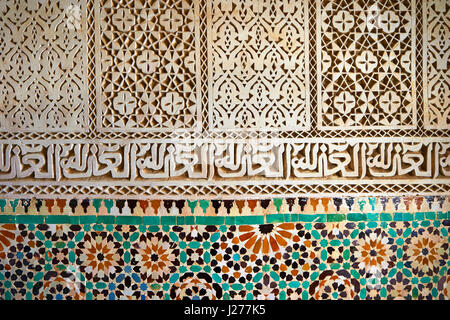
(96, 0, 202, 132)
(318, 0, 417, 130)
(423, 0, 449, 129)
(208, 0, 310, 131)
(0, 0, 89, 132)
(0, 0, 448, 199)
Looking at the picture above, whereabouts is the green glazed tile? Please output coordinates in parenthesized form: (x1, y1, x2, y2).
(367, 213, 379, 221)
(327, 214, 345, 222)
(176, 216, 185, 225)
(142, 216, 160, 225)
(347, 213, 367, 221)
(330, 240, 341, 246)
(290, 214, 299, 222)
(266, 215, 284, 224)
(393, 212, 402, 221)
(92, 224, 104, 231)
(225, 216, 236, 225)
(296, 214, 326, 222)
(79, 216, 97, 225)
(313, 214, 326, 222)
(402, 212, 413, 221)
(380, 213, 393, 221)
(184, 216, 195, 225)
(45, 215, 71, 224)
(97, 216, 115, 224)
(148, 225, 160, 232)
(297, 214, 317, 222)
(437, 212, 447, 220)
(282, 214, 292, 222)
(161, 216, 176, 225)
(236, 215, 264, 225)
(196, 216, 225, 225)
(425, 212, 436, 220)
(68, 216, 80, 224)
(0, 215, 15, 223)
(367, 221, 378, 228)
(414, 212, 425, 221)
(115, 216, 142, 225)
(273, 198, 283, 212)
(16, 215, 44, 224)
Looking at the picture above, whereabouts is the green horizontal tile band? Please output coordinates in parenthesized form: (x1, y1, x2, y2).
(68, 216, 80, 224)
(425, 212, 436, 220)
(347, 213, 367, 221)
(176, 216, 185, 225)
(115, 216, 142, 225)
(225, 216, 236, 225)
(327, 214, 345, 222)
(3, 212, 447, 226)
(79, 216, 97, 224)
(414, 212, 425, 221)
(315, 215, 327, 222)
(195, 216, 225, 225)
(16, 215, 44, 224)
(0, 215, 15, 223)
(184, 216, 195, 225)
(235, 215, 264, 225)
(394, 212, 403, 221)
(380, 213, 393, 221)
(142, 216, 160, 225)
(402, 212, 413, 221)
(266, 214, 284, 224)
(437, 212, 447, 220)
(97, 216, 115, 224)
(297, 214, 325, 222)
(45, 215, 71, 224)
(161, 216, 176, 225)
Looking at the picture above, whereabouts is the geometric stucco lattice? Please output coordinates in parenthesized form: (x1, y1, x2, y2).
(0, 0, 89, 132)
(318, 0, 417, 130)
(96, 0, 202, 132)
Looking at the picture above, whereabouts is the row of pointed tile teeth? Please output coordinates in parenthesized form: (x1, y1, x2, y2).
(0, 196, 448, 216)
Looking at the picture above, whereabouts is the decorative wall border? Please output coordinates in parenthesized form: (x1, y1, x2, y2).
(1, 196, 448, 216)
(1, 138, 449, 198)
(1, 197, 448, 300)
(2, 211, 449, 226)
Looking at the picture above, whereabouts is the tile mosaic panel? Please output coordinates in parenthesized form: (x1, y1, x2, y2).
(0, 0, 448, 199)
(0, 196, 448, 300)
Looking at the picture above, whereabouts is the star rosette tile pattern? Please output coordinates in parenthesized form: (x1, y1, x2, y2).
(0, 196, 449, 300)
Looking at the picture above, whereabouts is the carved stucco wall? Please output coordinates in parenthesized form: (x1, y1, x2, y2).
(0, 0, 449, 302)
(0, 0, 448, 199)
